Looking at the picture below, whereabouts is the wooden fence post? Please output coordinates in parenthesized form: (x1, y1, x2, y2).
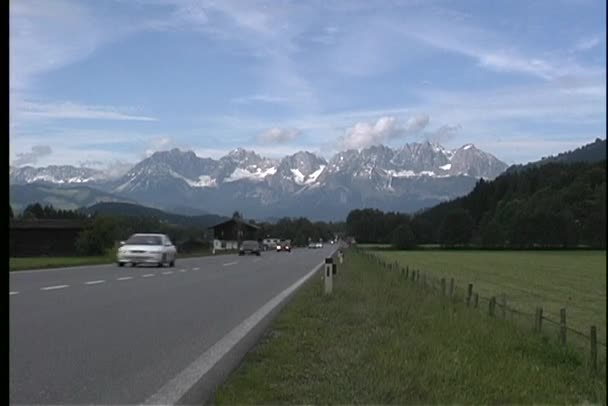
(590, 326, 597, 374)
(473, 293, 479, 308)
(489, 296, 496, 317)
(466, 284, 473, 306)
(405, 267, 409, 279)
(441, 278, 446, 296)
(559, 308, 567, 346)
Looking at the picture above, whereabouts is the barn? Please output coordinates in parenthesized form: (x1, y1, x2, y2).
(9, 219, 89, 257)
(208, 218, 259, 251)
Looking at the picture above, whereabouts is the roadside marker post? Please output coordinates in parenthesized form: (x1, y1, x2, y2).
(339, 250, 344, 264)
(324, 257, 333, 295)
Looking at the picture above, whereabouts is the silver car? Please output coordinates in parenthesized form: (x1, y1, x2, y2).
(117, 233, 177, 267)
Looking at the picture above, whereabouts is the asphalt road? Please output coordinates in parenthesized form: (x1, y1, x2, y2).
(9, 245, 337, 405)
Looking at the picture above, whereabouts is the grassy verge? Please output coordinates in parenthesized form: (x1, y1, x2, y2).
(9, 255, 115, 271)
(9, 249, 239, 272)
(213, 250, 606, 405)
(369, 249, 607, 346)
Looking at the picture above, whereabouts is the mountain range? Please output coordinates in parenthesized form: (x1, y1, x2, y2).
(10, 141, 508, 220)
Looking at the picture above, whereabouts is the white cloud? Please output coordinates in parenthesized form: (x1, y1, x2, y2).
(231, 94, 290, 104)
(12, 145, 53, 166)
(393, 10, 604, 81)
(9, 0, 132, 91)
(338, 114, 429, 149)
(425, 124, 462, 144)
(405, 114, 430, 133)
(144, 137, 175, 157)
(16, 100, 157, 121)
(574, 35, 601, 52)
(257, 128, 300, 144)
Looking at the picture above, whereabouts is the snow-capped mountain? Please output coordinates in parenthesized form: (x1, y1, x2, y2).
(9, 165, 109, 185)
(9, 142, 508, 220)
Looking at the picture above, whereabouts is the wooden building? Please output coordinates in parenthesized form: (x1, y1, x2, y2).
(208, 218, 259, 251)
(9, 219, 89, 257)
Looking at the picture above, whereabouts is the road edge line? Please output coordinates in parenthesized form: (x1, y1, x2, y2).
(144, 256, 332, 405)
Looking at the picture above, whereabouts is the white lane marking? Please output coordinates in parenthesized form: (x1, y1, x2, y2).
(10, 291, 19, 295)
(142, 274, 155, 278)
(117, 276, 133, 281)
(192, 267, 200, 271)
(179, 269, 187, 273)
(145, 259, 327, 405)
(41, 285, 69, 291)
(84, 280, 105, 285)
(162, 271, 174, 275)
(223, 261, 238, 266)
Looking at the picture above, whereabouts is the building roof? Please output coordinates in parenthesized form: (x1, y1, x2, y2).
(208, 218, 260, 230)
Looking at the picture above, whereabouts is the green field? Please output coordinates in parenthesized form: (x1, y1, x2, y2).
(214, 250, 606, 404)
(369, 249, 607, 345)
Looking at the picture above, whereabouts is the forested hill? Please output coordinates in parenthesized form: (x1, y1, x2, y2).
(414, 159, 606, 248)
(506, 138, 606, 174)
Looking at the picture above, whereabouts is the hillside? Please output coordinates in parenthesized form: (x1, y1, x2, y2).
(80, 202, 226, 228)
(507, 138, 606, 173)
(9, 184, 133, 212)
(415, 159, 606, 248)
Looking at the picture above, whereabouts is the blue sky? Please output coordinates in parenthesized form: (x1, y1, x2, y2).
(9, 0, 606, 169)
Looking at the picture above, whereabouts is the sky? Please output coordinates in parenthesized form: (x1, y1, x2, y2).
(9, 0, 606, 170)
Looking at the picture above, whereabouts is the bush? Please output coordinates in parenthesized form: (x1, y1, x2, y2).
(75, 216, 119, 256)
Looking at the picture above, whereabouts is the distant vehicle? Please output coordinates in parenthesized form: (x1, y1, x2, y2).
(276, 240, 291, 252)
(117, 233, 176, 268)
(316, 242, 323, 248)
(308, 241, 323, 249)
(239, 240, 261, 256)
(262, 238, 280, 251)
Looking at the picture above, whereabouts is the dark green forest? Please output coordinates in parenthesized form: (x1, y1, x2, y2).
(347, 160, 606, 249)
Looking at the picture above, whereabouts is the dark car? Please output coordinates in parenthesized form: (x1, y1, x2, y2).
(276, 240, 291, 252)
(239, 240, 261, 256)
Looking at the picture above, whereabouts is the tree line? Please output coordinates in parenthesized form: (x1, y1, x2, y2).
(11, 203, 88, 219)
(10, 204, 346, 255)
(10, 203, 211, 255)
(347, 160, 606, 249)
(251, 217, 344, 246)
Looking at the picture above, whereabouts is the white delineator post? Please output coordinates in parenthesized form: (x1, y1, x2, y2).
(324, 257, 333, 294)
(339, 250, 344, 264)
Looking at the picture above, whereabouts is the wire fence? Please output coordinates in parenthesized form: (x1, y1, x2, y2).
(352, 247, 606, 374)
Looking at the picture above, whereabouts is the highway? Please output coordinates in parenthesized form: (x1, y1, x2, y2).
(9, 245, 337, 405)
